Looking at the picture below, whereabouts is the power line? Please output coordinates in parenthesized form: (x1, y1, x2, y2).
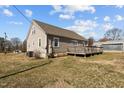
(13, 5, 32, 24)
(12, 5, 40, 30)
(12, 5, 44, 40)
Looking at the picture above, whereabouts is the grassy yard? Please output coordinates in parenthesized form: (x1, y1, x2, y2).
(0, 52, 124, 88)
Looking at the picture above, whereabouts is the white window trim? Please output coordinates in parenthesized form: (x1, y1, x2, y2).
(53, 37, 60, 47)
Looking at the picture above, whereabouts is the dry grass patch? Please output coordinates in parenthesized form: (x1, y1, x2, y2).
(0, 53, 48, 75)
(0, 53, 124, 87)
(86, 52, 124, 61)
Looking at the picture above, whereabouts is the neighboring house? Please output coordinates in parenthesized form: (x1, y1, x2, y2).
(26, 20, 87, 58)
(94, 40, 124, 52)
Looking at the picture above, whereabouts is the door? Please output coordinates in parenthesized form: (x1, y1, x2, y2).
(48, 39, 52, 55)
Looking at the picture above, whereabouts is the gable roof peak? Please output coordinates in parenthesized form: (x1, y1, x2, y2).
(33, 19, 86, 40)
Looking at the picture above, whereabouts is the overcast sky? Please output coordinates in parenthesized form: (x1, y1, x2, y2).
(0, 5, 124, 41)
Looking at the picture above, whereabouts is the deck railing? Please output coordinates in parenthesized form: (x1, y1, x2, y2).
(67, 46, 103, 55)
(52, 46, 103, 57)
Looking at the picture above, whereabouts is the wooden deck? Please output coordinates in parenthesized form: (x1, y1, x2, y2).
(66, 46, 103, 57)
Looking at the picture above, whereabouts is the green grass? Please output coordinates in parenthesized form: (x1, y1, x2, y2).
(0, 53, 124, 88)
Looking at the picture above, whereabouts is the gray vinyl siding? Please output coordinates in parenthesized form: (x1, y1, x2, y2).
(101, 43, 123, 51)
(47, 35, 85, 53)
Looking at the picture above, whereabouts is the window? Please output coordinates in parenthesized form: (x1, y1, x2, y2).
(53, 37, 59, 47)
(71, 40, 78, 46)
(39, 39, 41, 47)
(32, 26, 35, 34)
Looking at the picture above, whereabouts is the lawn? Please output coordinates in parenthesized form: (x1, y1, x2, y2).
(0, 52, 124, 88)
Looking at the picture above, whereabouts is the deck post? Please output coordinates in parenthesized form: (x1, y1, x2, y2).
(74, 46, 76, 57)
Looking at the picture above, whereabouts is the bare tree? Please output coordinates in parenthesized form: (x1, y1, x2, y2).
(11, 37, 22, 51)
(6, 40, 13, 52)
(104, 28, 123, 40)
(99, 37, 109, 42)
(0, 37, 14, 53)
(88, 37, 94, 46)
(21, 40, 27, 52)
(0, 37, 4, 52)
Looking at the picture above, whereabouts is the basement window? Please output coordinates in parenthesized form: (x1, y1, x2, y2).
(53, 37, 59, 47)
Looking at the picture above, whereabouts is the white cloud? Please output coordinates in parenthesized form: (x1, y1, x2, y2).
(9, 21, 23, 25)
(104, 16, 110, 22)
(90, 32, 96, 37)
(59, 14, 74, 20)
(115, 5, 124, 9)
(94, 17, 98, 20)
(115, 15, 124, 21)
(66, 19, 98, 38)
(51, 5, 95, 15)
(83, 31, 97, 38)
(66, 19, 98, 34)
(103, 23, 113, 31)
(50, 5, 62, 15)
(50, 5, 96, 20)
(3, 9, 13, 16)
(25, 9, 32, 17)
(63, 5, 96, 14)
(85, 32, 96, 38)
(52, 5, 62, 11)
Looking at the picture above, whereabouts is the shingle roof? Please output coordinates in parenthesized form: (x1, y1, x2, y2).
(34, 20, 86, 40)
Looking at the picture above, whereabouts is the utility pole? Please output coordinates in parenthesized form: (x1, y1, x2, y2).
(4, 32, 7, 54)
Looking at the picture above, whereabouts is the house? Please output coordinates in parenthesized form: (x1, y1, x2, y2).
(94, 40, 124, 52)
(26, 20, 87, 58)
